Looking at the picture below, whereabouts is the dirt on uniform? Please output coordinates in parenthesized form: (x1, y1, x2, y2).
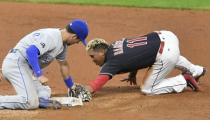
(0, 2, 209, 120)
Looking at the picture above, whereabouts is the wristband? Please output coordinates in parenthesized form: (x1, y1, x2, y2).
(36, 70, 43, 77)
(64, 76, 74, 88)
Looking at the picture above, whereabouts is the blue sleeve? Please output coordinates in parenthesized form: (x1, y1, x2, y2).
(26, 45, 43, 77)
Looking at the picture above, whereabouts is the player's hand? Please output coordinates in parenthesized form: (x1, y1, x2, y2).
(121, 76, 137, 85)
(121, 70, 138, 85)
(84, 85, 94, 93)
(68, 85, 77, 97)
(38, 76, 49, 85)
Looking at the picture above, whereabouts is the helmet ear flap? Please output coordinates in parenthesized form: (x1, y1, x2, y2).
(72, 34, 78, 39)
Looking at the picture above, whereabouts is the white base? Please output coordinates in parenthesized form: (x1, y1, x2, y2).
(50, 97, 83, 107)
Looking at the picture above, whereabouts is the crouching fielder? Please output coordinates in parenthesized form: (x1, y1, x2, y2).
(0, 19, 89, 109)
(83, 30, 206, 95)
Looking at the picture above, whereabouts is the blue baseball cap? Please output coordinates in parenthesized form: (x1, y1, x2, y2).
(68, 19, 89, 46)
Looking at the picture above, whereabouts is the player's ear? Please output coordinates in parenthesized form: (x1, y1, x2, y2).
(98, 52, 104, 57)
(72, 34, 77, 39)
(98, 49, 106, 56)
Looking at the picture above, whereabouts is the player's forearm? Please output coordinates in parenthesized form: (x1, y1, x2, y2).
(59, 60, 70, 79)
(89, 75, 110, 92)
(58, 60, 74, 88)
(26, 45, 42, 77)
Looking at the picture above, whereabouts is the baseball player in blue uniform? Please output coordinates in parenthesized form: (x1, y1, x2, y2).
(83, 30, 206, 95)
(0, 19, 89, 109)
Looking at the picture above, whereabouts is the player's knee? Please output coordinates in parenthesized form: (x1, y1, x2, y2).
(141, 87, 154, 95)
(23, 98, 39, 110)
(141, 89, 151, 95)
(37, 85, 51, 99)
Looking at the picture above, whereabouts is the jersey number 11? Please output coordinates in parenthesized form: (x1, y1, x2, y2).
(126, 36, 147, 48)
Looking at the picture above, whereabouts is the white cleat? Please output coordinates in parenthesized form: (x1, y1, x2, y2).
(194, 67, 207, 82)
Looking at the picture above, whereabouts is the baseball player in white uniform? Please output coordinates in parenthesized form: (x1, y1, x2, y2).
(0, 19, 89, 109)
(83, 30, 206, 95)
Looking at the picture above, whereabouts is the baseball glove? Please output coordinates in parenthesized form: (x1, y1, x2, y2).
(68, 84, 92, 102)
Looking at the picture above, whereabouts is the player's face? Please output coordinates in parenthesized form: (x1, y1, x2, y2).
(66, 35, 80, 46)
(88, 50, 105, 66)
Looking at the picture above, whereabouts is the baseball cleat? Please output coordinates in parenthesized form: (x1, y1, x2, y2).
(47, 100, 62, 109)
(39, 98, 62, 109)
(183, 73, 200, 91)
(195, 67, 207, 82)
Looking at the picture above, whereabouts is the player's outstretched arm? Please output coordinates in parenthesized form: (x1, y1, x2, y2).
(88, 74, 110, 93)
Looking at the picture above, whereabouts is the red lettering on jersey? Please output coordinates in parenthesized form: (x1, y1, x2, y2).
(127, 37, 147, 43)
(127, 42, 147, 48)
(126, 36, 148, 48)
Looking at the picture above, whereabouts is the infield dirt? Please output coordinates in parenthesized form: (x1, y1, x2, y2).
(0, 2, 209, 120)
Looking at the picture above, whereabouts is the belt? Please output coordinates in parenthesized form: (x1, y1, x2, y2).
(9, 49, 28, 62)
(155, 31, 165, 54)
(158, 41, 165, 54)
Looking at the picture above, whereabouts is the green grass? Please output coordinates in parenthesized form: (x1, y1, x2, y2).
(3, 0, 210, 10)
